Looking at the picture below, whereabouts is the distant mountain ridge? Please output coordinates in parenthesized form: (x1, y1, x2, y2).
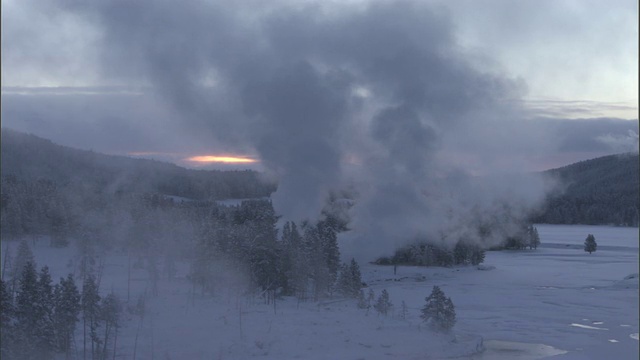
(534, 153, 639, 226)
(1, 129, 637, 227)
(1, 128, 275, 200)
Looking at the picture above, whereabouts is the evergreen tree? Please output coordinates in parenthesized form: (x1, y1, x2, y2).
(287, 222, 309, 299)
(318, 220, 340, 294)
(421, 286, 456, 332)
(100, 292, 122, 360)
(82, 274, 102, 359)
(336, 259, 362, 298)
(280, 221, 294, 295)
(531, 227, 541, 249)
(53, 274, 81, 354)
(1, 279, 15, 358)
(35, 266, 56, 356)
(302, 223, 330, 300)
(336, 262, 351, 296)
(374, 289, 392, 316)
(14, 261, 41, 359)
(348, 259, 363, 297)
(584, 234, 597, 254)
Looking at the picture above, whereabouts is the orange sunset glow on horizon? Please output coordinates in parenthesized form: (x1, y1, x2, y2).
(185, 155, 258, 164)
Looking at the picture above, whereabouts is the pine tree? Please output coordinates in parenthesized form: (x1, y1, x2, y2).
(302, 223, 330, 300)
(100, 292, 122, 360)
(35, 266, 56, 357)
(584, 234, 597, 254)
(374, 289, 392, 316)
(53, 274, 81, 354)
(531, 227, 541, 249)
(280, 221, 294, 295)
(336, 259, 362, 298)
(348, 259, 363, 297)
(318, 220, 340, 294)
(288, 222, 309, 300)
(82, 274, 102, 359)
(14, 261, 40, 358)
(336, 262, 351, 296)
(1, 279, 15, 358)
(421, 286, 456, 332)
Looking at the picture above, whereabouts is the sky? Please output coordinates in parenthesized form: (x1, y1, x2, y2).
(2, 0, 638, 171)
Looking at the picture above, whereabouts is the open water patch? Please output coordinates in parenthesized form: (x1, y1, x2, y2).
(472, 340, 567, 360)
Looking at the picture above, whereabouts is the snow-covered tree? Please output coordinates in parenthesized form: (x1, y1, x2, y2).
(283, 221, 309, 299)
(35, 266, 56, 355)
(530, 226, 541, 249)
(374, 289, 392, 316)
(53, 274, 81, 354)
(421, 286, 456, 332)
(337, 258, 363, 298)
(336, 263, 351, 296)
(348, 259, 362, 295)
(100, 292, 122, 360)
(1, 279, 15, 358)
(15, 262, 55, 358)
(302, 223, 330, 300)
(318, 220, 340, 292)
(82, 274, 102, 359)
(584, 234, 597, 254)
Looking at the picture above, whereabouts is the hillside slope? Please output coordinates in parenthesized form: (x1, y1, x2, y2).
(1, 128, 275, 200)
(534, 153, 639, 226)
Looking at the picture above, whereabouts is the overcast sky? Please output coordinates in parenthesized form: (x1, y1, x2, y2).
(1, 0, 638, 173)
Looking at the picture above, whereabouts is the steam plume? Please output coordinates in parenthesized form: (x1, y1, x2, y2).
(57, 0, 555, 257)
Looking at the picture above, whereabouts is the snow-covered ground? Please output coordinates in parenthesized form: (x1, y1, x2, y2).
(2, 224, 638, 359)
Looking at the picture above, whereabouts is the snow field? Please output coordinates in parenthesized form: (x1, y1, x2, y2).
(2, 224, 637, 359)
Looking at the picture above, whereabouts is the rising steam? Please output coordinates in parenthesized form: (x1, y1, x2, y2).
(56, 0, 556, 258)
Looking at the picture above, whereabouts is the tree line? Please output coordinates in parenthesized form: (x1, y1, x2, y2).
(190, 199, 359, 302)
(1, 241, 121, 360)
(532, 153, 639, 227)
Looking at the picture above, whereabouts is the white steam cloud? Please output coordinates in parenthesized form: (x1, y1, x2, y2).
(32, 0, 559, 259)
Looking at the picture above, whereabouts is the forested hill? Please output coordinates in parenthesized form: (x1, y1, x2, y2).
(1, 128, 275, 200)
(533, 153, 639, 226)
